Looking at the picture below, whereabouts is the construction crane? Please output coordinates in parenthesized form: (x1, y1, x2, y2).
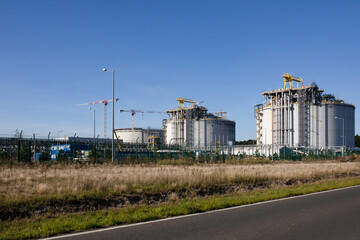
(174, 98, 204, 145)
(176, 97, 197, 109)
(77, 98, 119, 138)
(119, 109, 166, 130)
(282, 73, 303, 90)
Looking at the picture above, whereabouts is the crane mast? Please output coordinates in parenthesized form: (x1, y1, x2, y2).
(77, 98, 119, 138)
(120, 109, 165, 130)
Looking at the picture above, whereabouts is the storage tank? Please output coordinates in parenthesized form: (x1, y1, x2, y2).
(165, 98, 235, 148)
(255, 74, 355, 148)
(114, 128, 164, 144)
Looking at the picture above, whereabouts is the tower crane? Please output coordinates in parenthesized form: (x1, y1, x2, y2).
(119, 109, 165, 130)
(77, 98, 119, 138)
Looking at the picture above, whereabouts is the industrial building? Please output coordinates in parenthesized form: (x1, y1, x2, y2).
(164, 98, 235, 148)
(255, 73, 355, 148)
(113, 128, 164, 144)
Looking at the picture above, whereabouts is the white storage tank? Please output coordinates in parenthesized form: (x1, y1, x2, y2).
(114, 128, 164, 144)
(255, 75, 355, 148)
(165, 100, 235, 148)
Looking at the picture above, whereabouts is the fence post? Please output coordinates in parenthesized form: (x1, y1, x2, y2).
(28, 140, 31, 162)
(72, 133, 76, 163)
(47, 132, 51, 161)
(96, 135, 99, 164)
(136, 137, 139, 164)
(17, 138, 21, 163)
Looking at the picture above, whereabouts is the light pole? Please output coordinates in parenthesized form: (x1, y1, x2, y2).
(335, 117, 344, 156)
(88, 108, 96, 143)
(103, 68, 115, 163)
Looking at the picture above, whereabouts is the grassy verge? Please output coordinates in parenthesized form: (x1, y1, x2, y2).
(1, 177, 360, 240)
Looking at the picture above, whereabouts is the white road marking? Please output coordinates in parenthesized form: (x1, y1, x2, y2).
(43, 184, 360, 239)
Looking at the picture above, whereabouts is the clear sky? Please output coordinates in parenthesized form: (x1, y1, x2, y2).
(0, 0, 359, 140)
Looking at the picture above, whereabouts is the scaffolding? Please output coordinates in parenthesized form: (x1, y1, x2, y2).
(165, 98, 235, 149)
(254, 104, 263, 145)
(166, 98, 208, 146)
(256, 74, 328, 148)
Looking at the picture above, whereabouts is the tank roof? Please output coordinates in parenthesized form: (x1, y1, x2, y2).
(262, 85, 324, 96)
(115, 128, 163, 131)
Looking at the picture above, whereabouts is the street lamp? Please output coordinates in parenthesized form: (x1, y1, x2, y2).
(103, 68, 115, 163)
(88, 108, 96, 142)
(335, 117, 344, 156)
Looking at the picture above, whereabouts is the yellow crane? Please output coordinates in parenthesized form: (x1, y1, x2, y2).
(175, 98, 199, 145)
(176, 97, 197, 109)
(282, 73, 303, 90)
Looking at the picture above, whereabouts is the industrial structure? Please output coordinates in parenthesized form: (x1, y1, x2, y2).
(77, 98, 119, 139)
(255, 73, 355, 148)
(120, 109, 165, 130)
(113, 128, 164, 144)
(164, 98, 235, 148)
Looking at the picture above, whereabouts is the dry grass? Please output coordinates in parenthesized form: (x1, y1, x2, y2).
(1, 161, 360, 203)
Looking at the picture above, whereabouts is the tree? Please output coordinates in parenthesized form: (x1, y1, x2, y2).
(355, 135, 360, 148)
(21, 143, 30, 162)
(75, 150, 82, 158)
(0, 150, 10, 162)
(14, 129, 22, 138)
(38, 151, 50, 162)
(105, 149, 112, 159)
(88, 146, 95, 158)
(56, 149, 67, 162)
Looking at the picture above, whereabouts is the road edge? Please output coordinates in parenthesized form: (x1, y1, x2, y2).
(43, 184, 360, 240)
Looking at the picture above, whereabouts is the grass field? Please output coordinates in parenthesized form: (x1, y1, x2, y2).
(1, 161, 359, 201)
(1, 157, 360, 239)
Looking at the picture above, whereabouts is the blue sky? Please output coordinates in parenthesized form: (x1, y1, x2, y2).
(0, 0, 359, 140)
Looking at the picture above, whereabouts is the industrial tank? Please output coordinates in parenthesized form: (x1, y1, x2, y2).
(165, 99, 235, 148)
(114, 128, 144, 144)
(114, 128, 164, 144)
(255, 74, 355, 148)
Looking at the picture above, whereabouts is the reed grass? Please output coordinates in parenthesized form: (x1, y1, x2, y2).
(0, 161, 359, 204)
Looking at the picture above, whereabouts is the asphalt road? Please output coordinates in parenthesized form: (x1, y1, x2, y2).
(48, 185, 360, 240)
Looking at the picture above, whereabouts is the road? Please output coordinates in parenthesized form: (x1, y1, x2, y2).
(47, 185, 360, 240)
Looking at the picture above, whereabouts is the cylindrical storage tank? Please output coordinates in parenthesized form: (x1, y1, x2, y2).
(114, 128, 144, 144)
(188, 118, 235, 148)
(204, 119, 235, 147)
(260, 102, 355, 148)
(323, 103, 355, 147)
(165, 119, 179, 145)
(257, 80, 355, 149)
(261, 106, 273, 145)
(165, 118, 235, 148)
